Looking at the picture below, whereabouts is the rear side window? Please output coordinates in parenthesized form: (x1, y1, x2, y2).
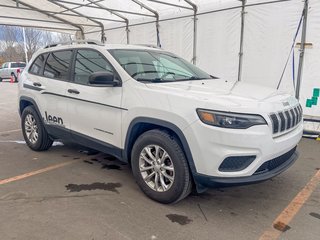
(29, 54, 47, 75)
(73, 50, 114, 85)
(44, 50, 73, 80)
(11, 63, 26, 68)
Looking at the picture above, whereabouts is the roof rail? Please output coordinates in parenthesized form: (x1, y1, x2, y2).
(44, 40, 104, 49)
(134, 44, 161, 49)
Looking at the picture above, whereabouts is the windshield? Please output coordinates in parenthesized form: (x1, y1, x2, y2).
(109, 49, 215, 83)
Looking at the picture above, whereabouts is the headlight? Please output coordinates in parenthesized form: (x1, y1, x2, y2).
(197, 109, 267, 129)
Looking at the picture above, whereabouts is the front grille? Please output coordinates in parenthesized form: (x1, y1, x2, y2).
(254, 147, 296, 175)
(269, 104, 302, 135)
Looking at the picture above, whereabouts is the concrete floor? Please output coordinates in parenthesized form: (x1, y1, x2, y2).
(0, 83, 319, 240)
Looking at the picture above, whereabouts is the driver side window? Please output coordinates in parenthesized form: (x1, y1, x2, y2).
(73, 50, 114, 85)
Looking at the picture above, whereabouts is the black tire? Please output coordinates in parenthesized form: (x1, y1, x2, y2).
(0, 77, 2, 82)
(131, 129, 192, 204)
(21, 106, 53, 151)
(11, 73, 17, 82)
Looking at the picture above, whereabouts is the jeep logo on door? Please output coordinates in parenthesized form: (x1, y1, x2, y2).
(44, 111, 64, 125)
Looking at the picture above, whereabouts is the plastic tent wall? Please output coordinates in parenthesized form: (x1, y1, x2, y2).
(0, 0, 319, 132)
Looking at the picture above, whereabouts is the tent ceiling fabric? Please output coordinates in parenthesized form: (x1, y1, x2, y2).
(0, 0, 244, 35)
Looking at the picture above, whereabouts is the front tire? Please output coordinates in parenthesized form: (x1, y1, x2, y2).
(21, 106, 53, 151)
(131, 129, 192, 204)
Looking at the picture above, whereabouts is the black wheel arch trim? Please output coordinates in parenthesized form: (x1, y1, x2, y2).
(124, 117, 198, 175)
(19, 96, 42, 117)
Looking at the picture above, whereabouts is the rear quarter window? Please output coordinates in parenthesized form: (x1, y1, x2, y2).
(29, 54, 48, 75)
(43, 50, 73, 80)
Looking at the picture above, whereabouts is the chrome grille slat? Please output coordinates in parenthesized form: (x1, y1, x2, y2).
(293, 107, 298, 126)
(269, 104, 302, 135)
(284, 110, 291, 129)
(290, 108, 295, 127)
(278, 112, 286, 132)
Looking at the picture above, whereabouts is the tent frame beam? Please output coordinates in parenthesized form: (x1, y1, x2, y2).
(146, 0, 193, 11)
(86, 0, 130, 44)
(52, 0, 104, 16)
(11, 0, 85, 38)
(1, 4, 124, 23)
(0, 23, 76, 32)
(52, 0, 156, 18)
(48, 0, 105, 42)
(131, 0, 160, 46)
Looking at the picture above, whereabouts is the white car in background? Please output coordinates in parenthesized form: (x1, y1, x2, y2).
(0, 62, 26, 82)
(18, 41, 303, 203)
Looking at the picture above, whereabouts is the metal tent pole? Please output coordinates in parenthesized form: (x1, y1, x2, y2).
(237, 0, 246, 82)
(295, 0, 309, 99)
(126, 20, 130, 44)
(131, 0, 160, 47)
(184, 0, 198, 65)
(87, 0, 129, 44)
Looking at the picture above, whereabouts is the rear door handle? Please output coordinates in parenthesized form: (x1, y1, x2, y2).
(68, 89, 80, 94)
(33, 82, 42, 87)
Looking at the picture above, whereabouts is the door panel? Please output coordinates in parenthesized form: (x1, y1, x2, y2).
(67, 85, 123, 147)
(35, 51, 73, 136)
(67, 49, 123, 148)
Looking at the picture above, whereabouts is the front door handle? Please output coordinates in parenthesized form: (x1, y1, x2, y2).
(68, 89, 80, 94)
(33, 82, 42, 87)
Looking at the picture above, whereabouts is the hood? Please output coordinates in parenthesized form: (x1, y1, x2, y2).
(144, 79, 297, 112)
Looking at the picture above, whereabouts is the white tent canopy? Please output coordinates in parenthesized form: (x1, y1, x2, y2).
(1, 0, 320, 133)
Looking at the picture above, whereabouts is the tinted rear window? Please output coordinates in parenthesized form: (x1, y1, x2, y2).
(44, 50, 73, 80)
(11, 63, 26, 68)
(29, 54, 47, 75)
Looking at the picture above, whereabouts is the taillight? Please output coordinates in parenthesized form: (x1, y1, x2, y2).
(17, 68, 21, 73)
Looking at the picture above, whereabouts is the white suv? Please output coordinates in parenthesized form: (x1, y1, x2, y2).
(18, 41, 303, 203)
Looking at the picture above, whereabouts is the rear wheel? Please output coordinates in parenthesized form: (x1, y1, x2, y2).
(11, 73, 17, 82)
(131, 129, 192, 203)
(21, 106, 53, 151)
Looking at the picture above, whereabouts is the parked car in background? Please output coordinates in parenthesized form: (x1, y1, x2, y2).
(0, 62, 26, 82)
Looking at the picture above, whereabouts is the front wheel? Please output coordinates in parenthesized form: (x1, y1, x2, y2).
(131, 129, 192, 204)
(21, 106, 53, 151)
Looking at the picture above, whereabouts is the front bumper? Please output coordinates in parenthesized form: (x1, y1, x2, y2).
(193, 147, 298, 188)
(183, 119, 303, 178)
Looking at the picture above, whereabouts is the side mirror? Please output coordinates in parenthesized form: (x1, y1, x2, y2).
(89, 71, 120, 86)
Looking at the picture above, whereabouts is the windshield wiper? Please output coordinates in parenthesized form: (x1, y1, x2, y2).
(210, 75, 219, 79)
(136, 78, 172, 83)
